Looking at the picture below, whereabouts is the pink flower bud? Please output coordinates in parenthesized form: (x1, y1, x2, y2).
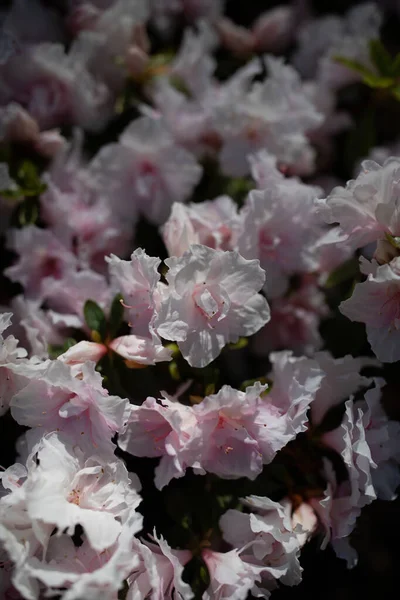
(215, 17, 255, 57)
(2, 104, 39, 144)
(252, 6, 294, 53)
(33, 129, 67, 158)
(126, 45, 149, 79)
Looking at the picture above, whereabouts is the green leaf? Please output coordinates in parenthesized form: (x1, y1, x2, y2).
(48, 338, 77, 359)
(169, 361, 181, 381)
(225, 177, 253, 205)
(17, 160, 39, 188)
(324, 257, 360, 289)
(205, 383, 215, 396)
(18, 199, 39, 227)
(227, 337, 248, 350)
(390, 52, 400, 77)
(0, 187, 24, 200)
(83, 300, 107, 341)
(391, 85, 400, 101)
(369, 39, 393, 76)
(361, 73, 394, 88)
(108, 293, 124, 339)
(333, 55, 373, 78)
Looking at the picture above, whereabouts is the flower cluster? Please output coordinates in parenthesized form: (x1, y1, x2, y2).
(1, 1, 400, 599)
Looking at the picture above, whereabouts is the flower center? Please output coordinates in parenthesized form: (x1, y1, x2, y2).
(67, 488, 81, 505)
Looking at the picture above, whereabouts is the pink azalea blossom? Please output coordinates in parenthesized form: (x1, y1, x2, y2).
(154, 244, 270, 367)
(237, 178, 323, 298)
(316, 158, 400, 251)
(202, 548, 260, 600)
(340, 257, 400, 362)
(266, 351, 324, 436)
(161, 197, 239, 258)
(5, 226, 77, 300)
(219, 496, 303, 597)
(118, 396, 201, 490)
(42, 269, 112, 330)
(192, 383, 293, 480)
(10, 359, 130, 454)
(293, 3, 381, 88)
(310, 352, 374, 426)
(0, 432, 141, 553)
(252, 278, 329, 356)
(0, 312, 34, 416)
(0, 42, 112, 131)
(89, 115, 203, 225)
(214, 55, 322, 177)
(356, 380, 400, 501)
(18, 509, 143, 600)
(128, 531, 193, 599)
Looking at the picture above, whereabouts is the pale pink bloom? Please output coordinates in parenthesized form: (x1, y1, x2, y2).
(0, 312, 29, 416)
(11, 295, 65, 359)
(220, 496, 302, 596)
(318, 3, 382, 90)
(20, 508, 143, 600)
(237, 178, 322, 298)
(214, 55, 322, 177)
(267, 351, 324, 436)
(202, 548, 260, 600)
(192, 383, 293, 480)
(70, 0, 149, 91)
(5, 226, 77, 300)
(41, 133, 133, 272)
(293, 3, 381, 88)
(291, 502, 318, 547)
(118, 396, 201, 490)
(150, 78, 218, 156)
(320, 398, 377, 567)
(128, 532, 193, 599)
(10, 359, 130, 454)
(249, 150, 285, 189)
(106, 249, 162, 338)
(340, 257, 400, 362)
(316, 158, 400, 250)
(3, 432, 141, 552)
(106, 249, 172, 364)
(0, 42, 112, 131)
(252, 279, 328, 356)
(167, 20, 218, 99)
(155, 244, 270, 367)
(311, 352, 374, 427)
(42, 269, 112, 330)
(311, 226, 355, 281)
(161, 197, 239, 257)
(356, 380, 400, 501)
(90, 115, 202, 225)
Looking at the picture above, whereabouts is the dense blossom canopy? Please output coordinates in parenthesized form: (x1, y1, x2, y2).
(0, 1, 400, 599)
